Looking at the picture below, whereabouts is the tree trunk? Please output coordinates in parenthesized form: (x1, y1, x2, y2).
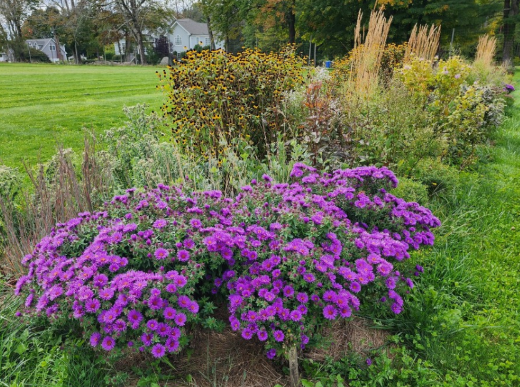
(286, 1, 296, 44)
(137, 30, 146, 65)
(55, 34, 62, 61)
(288, 346, 299, 387)
(74, 41, 80, 64)
(207, 15, 216, 50)
(503, 0, 519, 65)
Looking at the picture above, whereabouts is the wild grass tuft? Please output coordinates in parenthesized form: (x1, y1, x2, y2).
(404, 24, 441, 62)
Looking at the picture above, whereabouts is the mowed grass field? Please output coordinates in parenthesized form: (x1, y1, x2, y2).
(0, 63, 165, 168)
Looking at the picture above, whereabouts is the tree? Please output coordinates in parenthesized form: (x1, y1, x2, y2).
(503, 0, 519, 64)
(0, 0, 39, 60)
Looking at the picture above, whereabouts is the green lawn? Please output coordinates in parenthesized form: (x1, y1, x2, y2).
(0, 63, 165, 168)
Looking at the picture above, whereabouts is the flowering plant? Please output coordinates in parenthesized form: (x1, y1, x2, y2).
(15, 164, 439, 359)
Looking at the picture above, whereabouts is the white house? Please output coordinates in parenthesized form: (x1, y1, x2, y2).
(170, 18, 224, 54)
(113, 18, 225, 59)
(26, 38, 67, 62)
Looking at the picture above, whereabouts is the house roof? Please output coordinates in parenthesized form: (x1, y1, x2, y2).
(26, 38, 52, 45)
(175, 19, 209, 35)
(26, 38, 65, 51)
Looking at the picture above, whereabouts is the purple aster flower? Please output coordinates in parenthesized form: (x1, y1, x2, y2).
(323, 290, 338, 302)
(89, 332, 101, 347)
(151, 343, 166, 358)
(101, 336, 116, 351)
(178, 295, 191, 309)
(165, 338, 180, 353)
(241, 329, 253, 340)
(339, 306, 352, 318)
(273, 330, 285, 342)
(257, 330, 268, 341)
(25, 293, 34, 308)
(190, 219, 202, 229)
(188, 302, 199, 314)
(114, 319, 127, 332)
(175, 276, 187, 288)
(154, 248, 169, 260)
(177, 250, 190, 262)
(349, 282, 361, 293)
(147, 319, 159, 331)
(290, 310, 302, 321)
(170, 327, 181, 340)
(391, 302, 402, 314)
(266, 348, 277, 359)
(103, 310, 117, 324)
(93, 274, 108, 287)
(157, 323, 171, 337)
(164, 307, 177, 320)
(283, 285, 295, 297)
(128, 310, 143, 324)
(85, 298, 101, 313)
(174, 313, 187, 326)
(153, 219, 167, 229)
(303, 273, 316, 283)
(366, 358, 372, 366)
(148, 296, 163, 310)
(141, 333, 153, 346)
(385, 277, 397, 290)
(323, 305, 338, 320)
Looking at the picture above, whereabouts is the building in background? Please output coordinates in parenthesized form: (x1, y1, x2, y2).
(114, 18, 225, 60)
(26, 38, 67, 63)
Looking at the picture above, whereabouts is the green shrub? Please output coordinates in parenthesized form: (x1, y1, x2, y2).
(0, 166, 22, 201)
(410, 158, 460, 198)
(443, 84, 505, 167)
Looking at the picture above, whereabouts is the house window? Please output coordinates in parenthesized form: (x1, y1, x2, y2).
(50, 45, 56, 51)
(175, 35, 181, 45)
(38, 45, 43, 50)
(205, 38, 210, 46)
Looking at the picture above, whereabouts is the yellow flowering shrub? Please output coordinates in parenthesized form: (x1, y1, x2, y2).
(157, 47, 306, 159)
(396, 55, 470, 112)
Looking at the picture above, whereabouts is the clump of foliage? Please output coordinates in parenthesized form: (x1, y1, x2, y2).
(15, 164, 439, 361)
(395, 55, 506, 166)
(157, 46, 306, 159)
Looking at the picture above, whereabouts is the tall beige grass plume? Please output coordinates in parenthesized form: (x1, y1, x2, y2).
(475, 35, 496, 67)
(405, 24, 441, 62)
(350, 8, 393, 95)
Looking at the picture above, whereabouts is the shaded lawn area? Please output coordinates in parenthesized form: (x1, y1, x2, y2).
(0, 63, 165, 168)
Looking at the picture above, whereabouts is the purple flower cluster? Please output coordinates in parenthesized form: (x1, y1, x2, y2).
(15, 164, 439, 360)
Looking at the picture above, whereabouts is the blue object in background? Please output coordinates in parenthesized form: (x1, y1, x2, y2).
(325, 60, 332, 68)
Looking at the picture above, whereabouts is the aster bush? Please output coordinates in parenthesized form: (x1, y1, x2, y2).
(15, 163, 439, 361)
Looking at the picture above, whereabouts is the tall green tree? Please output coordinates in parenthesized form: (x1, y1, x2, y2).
(503, 0, 519, 64)
(0, 0, 39, 60)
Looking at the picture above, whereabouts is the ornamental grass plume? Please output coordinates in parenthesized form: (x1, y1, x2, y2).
(404, 24, 441, 63)
(15, 164, 439, 359)
(350, 9, 393, 95)
(475, 35, 496, 68)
